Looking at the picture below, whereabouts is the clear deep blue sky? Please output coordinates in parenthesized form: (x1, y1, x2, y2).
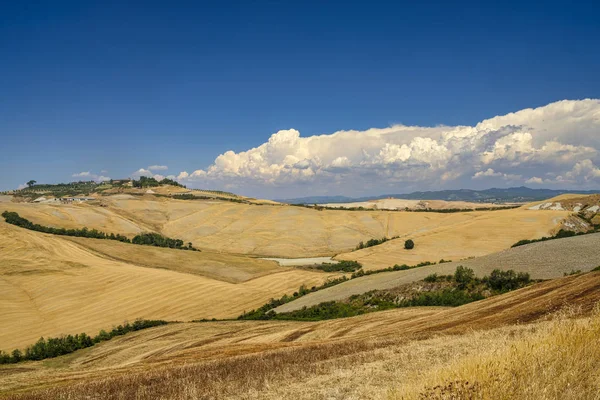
(1, 0, 599, 191)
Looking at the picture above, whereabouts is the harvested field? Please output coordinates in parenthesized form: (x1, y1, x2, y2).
(64, 237, 280, 283)
(0, 221, 332, 350)
(1, 272, 599, 399)
(277, 233, 600, 312)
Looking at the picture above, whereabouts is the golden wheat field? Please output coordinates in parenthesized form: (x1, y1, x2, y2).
(1, 272, 599, 399)
(0, 220, 333, 350)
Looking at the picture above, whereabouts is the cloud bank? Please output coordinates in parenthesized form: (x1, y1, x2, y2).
(72, 171, 111, 182)
(131, 168, 175, 181)
(174, 99, 600, 196)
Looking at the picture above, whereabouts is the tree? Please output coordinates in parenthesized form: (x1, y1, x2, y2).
(11, 349, 22, 363)
(454, 266, 475, 289)
(404, 239, 415, 250)
(26, 180, 36, 187)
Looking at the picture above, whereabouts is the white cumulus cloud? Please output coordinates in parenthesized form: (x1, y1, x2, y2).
(131, 168, 165, 181)
(148, 165, 168, 171)
(72, 171, 111, 182)
(176, 99, 600, 196)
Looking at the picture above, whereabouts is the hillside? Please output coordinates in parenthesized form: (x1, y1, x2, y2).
(334, 205, 570, 269)
(316, 198, 513, 210)
(1, 195, 569, 260)
(276, 232, 600, 313)
(1, 272, 598, 398)
(277, 186, 599, 204)
(0, 220, 332, 350)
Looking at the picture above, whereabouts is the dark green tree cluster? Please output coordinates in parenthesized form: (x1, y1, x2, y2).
(483, 269, 531, 292)
(242, 266, 534, 322)
(131, 233, 198, 251)
(355, 236, 399, 250)
(315, 260, 362, 272)
(2, 211, 199, 252)
(16, 181, 101, 198)
(173, 193, 196, 200)
(511, 229, 585, 247)
(404, 239, 415, 249)
(400, 289, 484, 307)
(238, 278, 350, 320)
(158, 178, 185, 187)
(2, 211, 130, 242)
(132, 176, 186, 188)
(132, 176, 160, 188)
(0, 320, 167, 364)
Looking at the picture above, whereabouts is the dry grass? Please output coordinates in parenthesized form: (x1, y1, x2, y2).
(1, 274, 599, 399)
(63, 236, 281, 283)
(4, 307, 599, 400)
(391, 306, 600, 400)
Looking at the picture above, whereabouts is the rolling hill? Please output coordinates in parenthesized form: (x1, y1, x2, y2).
(277, 232, 600, 313)
(0, 220, 332, 351)
(1, 194, 569, 261)
(1, 272, 598, 399)
(277, 186, 599, 204)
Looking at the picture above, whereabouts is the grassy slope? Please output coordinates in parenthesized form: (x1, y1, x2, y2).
(1, 272, 599, 398)
(276, 232, 600, 312)
(0, 221, 333, 350)
(63, 236, 280, 283)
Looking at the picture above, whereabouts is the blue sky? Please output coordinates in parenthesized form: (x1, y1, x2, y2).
(1, 1, 599, 197)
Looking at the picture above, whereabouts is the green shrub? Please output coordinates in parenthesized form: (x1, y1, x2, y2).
(132, 232, 198, 251)
(483, 269, 531, 292)
(2, 211, 198, 251)
(400, 289, 484, 307)
(512, 229, 581, 248)
(454, 266, 476, 289)
(424, 273, 439, 282)
(355, 236, 399, 250)
(404, 239, 414, 250)
(0, 319, 167, 364)
(315, 260, 362, 272)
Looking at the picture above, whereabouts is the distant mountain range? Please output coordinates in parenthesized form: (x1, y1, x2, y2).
(275, 187, 599, 204)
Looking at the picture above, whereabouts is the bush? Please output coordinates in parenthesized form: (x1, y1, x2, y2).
(401, 289, 484, 307)
(512, 229, 580, 248)
(355, 236, 399, 250)
(404, 239, 414, 250)
(2, 211, 130, 243)
(424, 273, 439, 282)
(132, 232, 198, 251)
(2, 211, 198, 251)
(484, 269, 531, 292)
(315, 260, 362, 273)
(0, 320, 167, 364)
(454, 266, 475, 289)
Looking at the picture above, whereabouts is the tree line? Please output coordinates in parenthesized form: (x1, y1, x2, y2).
(245, 266, 533, 321)
(2, 211, 199, 251)
(511, 228, 591, 248)
(238, 259, 440, 320)
(132, 176, 186, 188)
(0, 319, 167, 364)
